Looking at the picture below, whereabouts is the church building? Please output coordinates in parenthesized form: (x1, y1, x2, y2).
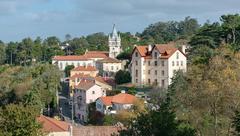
(108, 24, 121, 58)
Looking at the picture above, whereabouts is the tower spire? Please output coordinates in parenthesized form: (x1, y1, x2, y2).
(112, 24, 118, 38)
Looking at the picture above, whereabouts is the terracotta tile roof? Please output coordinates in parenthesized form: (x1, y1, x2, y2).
(98, 57, 121, 63)
(37, 115, 70, 132)
(154, 44, 178, 59)
(70, 73, 92, 80)
(112, 93, 136, 104)
(72, 66, 97, 71)
(100, 93, 136, 105)
(134, 46, 149, 57)
(75, 80, 96, 90)
(53, 55, 89, 61)
(99, 96, 113, 106)
(84, 51, 109, 58)
(132, 43, 181, 59)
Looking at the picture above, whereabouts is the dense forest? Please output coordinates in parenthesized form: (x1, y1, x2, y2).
(1, 14, 240, 135)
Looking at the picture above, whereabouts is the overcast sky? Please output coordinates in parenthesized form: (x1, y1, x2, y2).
(0, 0, 240, 42)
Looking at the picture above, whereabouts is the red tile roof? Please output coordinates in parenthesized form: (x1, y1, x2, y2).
(100, 93, 136, 105)
(98, 57, 121, 63)
(99, 96, 113, 106)
(70, 73, 91, 80)
(112, 93, 136, 104)
(37, 115, 70, 132)
(72, 66, 97, 71)
(74, 80, 96, 90)
(53, 55, 89, 61)
(132, 43, 182, 59)
(84, 51, 109, 58)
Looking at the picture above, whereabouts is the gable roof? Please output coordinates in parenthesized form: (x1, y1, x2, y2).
(99, 96, 113, 106)
(100, 93, 136, 106)
(97, 57, 121, 63)
(72, 66, 97, 71)
(83, 51, 109, 58)
(53, 55, 89, 61)
(37, 115, 70, 132)
(75, 80, 96, 90)
(154, 44, 178, 59)
(132, 43, 182, 59)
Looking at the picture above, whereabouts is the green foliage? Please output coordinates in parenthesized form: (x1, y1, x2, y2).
(0, 41, 6, 64)
(119, 102, 196, 136)
(115, 70, 131, 84)
(0, 103, 42, 136)
(0, 64, 61, 109)
(64, 65, 74, 77)
(141, 17, 199, 44)
(233, 110, 240, 135)
(103, 115, 116, 126)
(116, 51, 131, 60)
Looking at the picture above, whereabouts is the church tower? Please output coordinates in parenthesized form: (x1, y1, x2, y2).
(108, 24, 121, 58)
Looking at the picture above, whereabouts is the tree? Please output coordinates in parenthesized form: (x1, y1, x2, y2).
(64, 65, 74, 77)
(0, 41, 6, 64)
(221, 14, 240, 44)
(118, 101, 195, 136)
(171, 45, 240, 135)
(0, 104, 42, 136)
(115, 70, 131, 84)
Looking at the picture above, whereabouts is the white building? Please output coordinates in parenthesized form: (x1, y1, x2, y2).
(96, 57, 122, 77)
(96, 93, 136, 115)
(131, 43, 187, 88)
(52, 55, 94, 71)
(73, 80, 106, 122)
(108, 24, 121, 58)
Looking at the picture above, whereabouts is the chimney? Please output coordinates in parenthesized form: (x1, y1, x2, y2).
(148, 45, 152, 52)
(181, 45, 187, 54)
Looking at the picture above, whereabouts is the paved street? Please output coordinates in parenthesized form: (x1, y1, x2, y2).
(59, 82, 72, 122)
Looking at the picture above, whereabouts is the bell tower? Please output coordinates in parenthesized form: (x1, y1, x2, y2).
(108, 24, 121, 58)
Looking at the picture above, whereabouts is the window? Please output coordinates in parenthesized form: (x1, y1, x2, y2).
(136, 70, 138, 77)
(155, 70, 157, 75)
(148, 61, 151, 66)
(116, 66, 119, 70)
(172, 61, 175, 66)
(136, 79, 138, 83)
(148, 70, 151, 75)
(161, 80, 165, 87)
(77, 62, 80, 66)
(162, 70, 164, 76)
(148, 79, 151, 84)
(135, 52, 138, 57)
(154, 52, 158, 59)
(154, 79, 158, 84)
(161, 61, 164, 66)
(60, 62, 63, 69)
(176, 61, 179, 66)
(135, 61, 138, 66)
(154, 61, 157, 66)
(111, 66, 114, 70)
(66, 62, 68, 66)
(176, 52, 179, 59)
(181, 61, 183, 66)
(92, 91, 95, 94)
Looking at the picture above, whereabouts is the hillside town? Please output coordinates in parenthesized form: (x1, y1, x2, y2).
(1, 1, 240, 136)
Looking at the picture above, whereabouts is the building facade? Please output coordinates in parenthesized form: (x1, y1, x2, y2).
(96, 57, 122, 77)
(131, 43, 187, 88)
(73, 80, 106, 122)
(108, 24, 121, 58)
